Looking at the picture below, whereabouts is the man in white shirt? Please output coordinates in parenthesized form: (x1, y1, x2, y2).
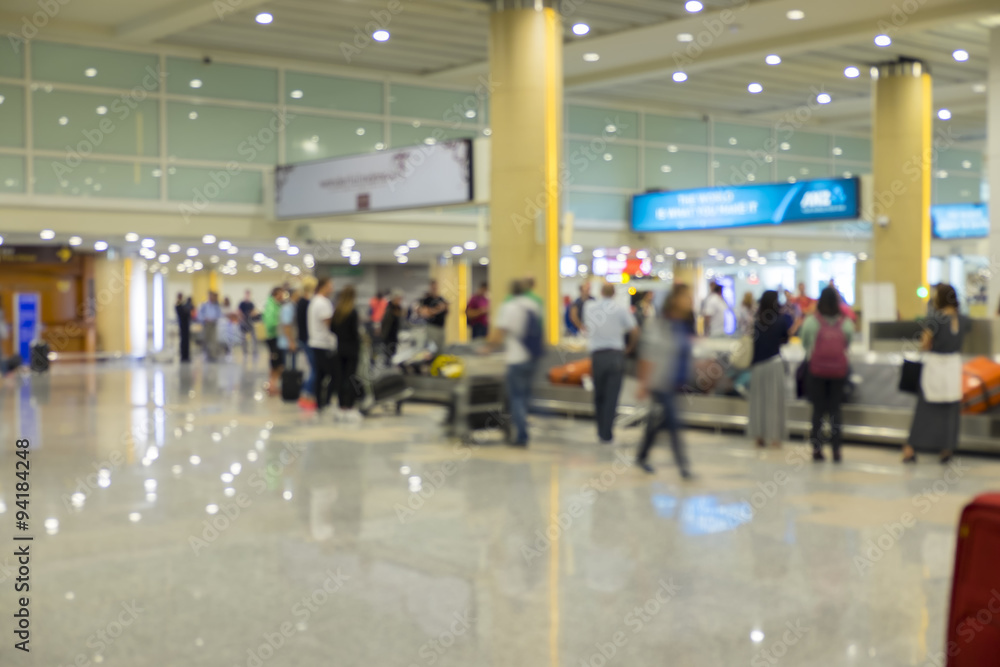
(492, 279, 542, 447)
(307, 277, 338, 412)
(584, 283, 639, 444)
(701, 281, 730, 337)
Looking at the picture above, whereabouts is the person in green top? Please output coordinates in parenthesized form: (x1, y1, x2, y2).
(262, 287, 285, 395)
(799, 286, 855, 462)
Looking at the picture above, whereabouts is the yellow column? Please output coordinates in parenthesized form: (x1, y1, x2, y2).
(489, 3, 562, 344)
(93, 254, 129, 353)
(430, 258, 469, 344)
(192, 270, 220, 307)
(872, 60, 932, 320)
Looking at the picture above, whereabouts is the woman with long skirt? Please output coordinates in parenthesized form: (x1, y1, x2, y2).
(748, 290, 793, 449)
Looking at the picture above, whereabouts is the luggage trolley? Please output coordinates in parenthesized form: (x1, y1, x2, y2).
(446, 355, 510, 443)
(357, 331, 414, 416)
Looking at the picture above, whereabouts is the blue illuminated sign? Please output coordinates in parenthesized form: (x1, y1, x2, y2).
(631, 177, 860, 232)
(931, 203, 988, 239)
(15, 293, 39, 361)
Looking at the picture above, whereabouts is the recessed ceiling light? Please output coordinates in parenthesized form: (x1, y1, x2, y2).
(786, 9, 805, 20)
(407, 239, 420, 248)
(96, 105, 108, 115)
(952, 49, 969, 62)
(463, 241, 477, 250)
(874, 34, 891, 47)
(765, 54, 781, 65)
(479, 257, 489, 266)
(937, 108, 952, 120)
(168, 244, 181, 253)
(685, 0, 703, 12)
(58, 116, 68, 126)
(218, 240, 232, 250)
(572, 23, 590, 35)
(94, 241, 108, 251)
(125, 232, 139, 242)
(287, 246, 300, 256)
(672, 71, 688, 83)
(0, 95, 4, 105)
(464, 109, 476, 118)
(972, 83, 986, 93)
(40, 229, 55, 240)
(844, 66, 860, 78)
(660, 165, 672, 173)
(373, 30, 390, 42)
(189, 79, 203, 89)
(677, 33, 694, 42)
(202, 234, 216, 244)
(188, 111, 198, 120)
(747, 82, 763, 94)
(158, 254, 169, 263)
(84, 67, 97, 77)
(450, 246, 464, 255)
(816, 93, 832, 104)
(832, 147, 843, 156)
(289, 89, 303, 99)
(186, 248, 199, 257)
(141, 238, 155, 248)
(583, 52, 600, 62)
(255, 12, 273, 24)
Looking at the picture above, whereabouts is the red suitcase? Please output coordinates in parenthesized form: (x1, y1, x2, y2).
(945, 493, 1000, 666)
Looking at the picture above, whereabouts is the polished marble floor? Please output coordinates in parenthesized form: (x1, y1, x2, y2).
(0, 360, 997, 666)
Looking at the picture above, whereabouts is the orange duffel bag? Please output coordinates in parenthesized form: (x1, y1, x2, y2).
(548, 358, 592, 386)
(961, 357, 1000, 414)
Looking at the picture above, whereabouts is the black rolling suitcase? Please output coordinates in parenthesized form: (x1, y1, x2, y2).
(30, 343, 50, 373)
(281, 369, 303, 402)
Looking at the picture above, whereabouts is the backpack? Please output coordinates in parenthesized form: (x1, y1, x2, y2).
(521, 307, 544, 360)
(809, 315, 848, 379)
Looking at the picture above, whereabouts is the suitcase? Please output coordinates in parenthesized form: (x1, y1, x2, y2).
(281, 369, 303, 402)
(961, 357, 1000, 414)
(1, 354, 22, 374)
(548, 358, 592, 385)
(945, 493, 1000, 665)
(30, 343, 50, 373)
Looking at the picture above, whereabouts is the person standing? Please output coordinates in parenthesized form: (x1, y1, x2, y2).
(238, 290, 258, 363)
(737, 292, 756, 336)
(308, 278, 338, 413)
(585, 283, 639, 445)
(492, 279, 542, 447)
(297, 278, 317, 410)
(175, 293, 194, 363)
(380, 290, 404, 363)
(263, 287, 285, 396)
(569, 281, 593, 333)
(278, 289, 299, 385)
(635, 284, 694, 478)
(466, 282, 490, 339)
(420, 280, 449, 352)
(198, 291, 223, 362)
(748, 290, 793, 449)
(701, 281, 730, 337)
(902, 284, 966, 464)
(800, 286, 855, 462)
(332, 285, 362, 421)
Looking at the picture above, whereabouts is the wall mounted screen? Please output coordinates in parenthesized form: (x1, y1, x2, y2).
(631, 177, 860, 232)
(931, 203, 988, 239)
(275, 139, 472, 219)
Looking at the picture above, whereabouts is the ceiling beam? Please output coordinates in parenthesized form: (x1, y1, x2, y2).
(116, 0, 272, 43)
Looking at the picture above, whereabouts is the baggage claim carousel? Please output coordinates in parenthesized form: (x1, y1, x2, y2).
(405, 319, 1000, 454)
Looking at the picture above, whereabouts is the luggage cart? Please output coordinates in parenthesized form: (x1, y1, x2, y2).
(357, 332, 414, 416)
(444, 355, 510, 443)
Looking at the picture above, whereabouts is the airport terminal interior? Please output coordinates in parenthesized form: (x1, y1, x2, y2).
(1, 0, 1000, 664)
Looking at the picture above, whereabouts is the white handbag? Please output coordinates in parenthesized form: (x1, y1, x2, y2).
(920, 352, 963, 403)
(730, 335, 753, 370)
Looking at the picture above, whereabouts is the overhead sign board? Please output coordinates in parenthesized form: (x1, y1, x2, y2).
(275, 139, 473, 219)
(931, 203, 988, 240)
(631, 177, 860, 232)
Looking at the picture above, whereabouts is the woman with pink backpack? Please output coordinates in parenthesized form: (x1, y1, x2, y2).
(799, 286, 855, 462)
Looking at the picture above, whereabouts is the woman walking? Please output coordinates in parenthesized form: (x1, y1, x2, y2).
(903, 284, 966, 464)
(748, 290, 793, 449)
(800, 286, 854, 462)
(332, 285, 362, 421)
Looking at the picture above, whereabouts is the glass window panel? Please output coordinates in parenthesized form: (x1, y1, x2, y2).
(168, 167, 263, 204)
(567, 105, 638, 139)
(775, 159, 832, 182)
(33, 158, 159, 199)
(833, 136, 870, 162)
(933, 175, 981, 204)
(0, 155, 25, 193)
(285, 71, 383, 114)
(784, 131, 830, 158)
(32, 42, 159, 91)
(644, 148, 708, 190)
(389, 123, 476, 147)
(286, 115, 384, 163)
(390, 84, 482, 122)
(832, 161, 867, 179)
(935, 148, 982, 173)
(33, 90, 158, 157)
(567, 191, 629, 222)
(167, 103, 278, 164)
(566, 141, 637, 189)
(0, 85, 25, 147)
(713, 121, 772, 151)
(712, 154, 769, 186)
(167, 58, 277, 104)
(0, 40, 22, 78)
(644, 114, 708, 146)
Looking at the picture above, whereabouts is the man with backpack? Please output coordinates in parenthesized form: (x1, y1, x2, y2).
(492, 279, 543, 447)
(799, 286, 855, 462)
(584, 283, 639, 445)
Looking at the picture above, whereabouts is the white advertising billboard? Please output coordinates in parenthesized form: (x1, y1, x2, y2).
(275, 139, 473, 219)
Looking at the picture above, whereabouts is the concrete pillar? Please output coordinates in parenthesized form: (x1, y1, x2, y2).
(93, 254, 129, 354)
(988, 29, 1000, 313)
(430, 258, 469, 344)
(871, 59, 932, 320)
(488, 2, 562, 344)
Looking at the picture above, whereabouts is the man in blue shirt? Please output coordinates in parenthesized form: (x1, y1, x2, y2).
(198, 291, 223, 362)
(584, 283, 639, 444)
